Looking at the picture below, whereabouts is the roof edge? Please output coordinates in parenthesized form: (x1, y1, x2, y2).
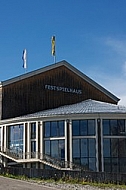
(62, 62, 120, 103)
(1, 60, 67, 86)
(1, 60, 120, 103)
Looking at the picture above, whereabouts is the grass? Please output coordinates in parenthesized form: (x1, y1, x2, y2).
(1, 172, 126, 189)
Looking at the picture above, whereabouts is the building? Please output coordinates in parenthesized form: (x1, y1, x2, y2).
(0, 60, 126, 173)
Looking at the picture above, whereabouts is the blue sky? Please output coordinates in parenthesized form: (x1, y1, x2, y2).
(0, 0, 126, 105)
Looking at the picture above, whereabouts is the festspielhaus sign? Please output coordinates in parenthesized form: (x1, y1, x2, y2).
(45, 84, 82, 94)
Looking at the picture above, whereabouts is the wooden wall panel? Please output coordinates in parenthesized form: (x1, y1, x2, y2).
(2, 65, 116, 119)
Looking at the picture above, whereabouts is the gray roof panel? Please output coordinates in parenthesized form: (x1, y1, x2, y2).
(20, 99, 126, 118)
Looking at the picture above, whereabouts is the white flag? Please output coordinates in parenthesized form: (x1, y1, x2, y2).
(51, 36, 55, 56)
(22, 49, 27, 69)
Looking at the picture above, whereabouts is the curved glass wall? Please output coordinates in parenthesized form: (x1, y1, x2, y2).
(30, 122, 36, 158)
(103, 119, 126, 173)
(31, 122, 36, 139)
(43, 121, 65, 161)
(44, 121, 64, 137)
(8, 124, 24, 157)
(44, 139, 65, 160)
(72, 120, 95, 136)
(72, 119, 96, 171)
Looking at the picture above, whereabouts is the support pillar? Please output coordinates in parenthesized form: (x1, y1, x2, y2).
(39, 121, 44, 169)
(4, 125, 7, 152)
(65, 120, 68, 168)
(69, 120, 72, 169)
(27, 122, 30, 168)
(36, 121, 38, 159)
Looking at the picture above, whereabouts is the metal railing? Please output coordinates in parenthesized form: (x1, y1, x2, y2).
(0, 146, 88, 171)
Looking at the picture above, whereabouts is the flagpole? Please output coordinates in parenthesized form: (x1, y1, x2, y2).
(54, 54, 56, 64)
(24, 65, 27, 73)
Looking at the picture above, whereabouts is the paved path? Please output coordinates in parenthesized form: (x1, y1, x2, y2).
(0, 176, 58, 190)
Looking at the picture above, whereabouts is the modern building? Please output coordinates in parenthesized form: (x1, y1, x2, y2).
(0, 60, 126, 173)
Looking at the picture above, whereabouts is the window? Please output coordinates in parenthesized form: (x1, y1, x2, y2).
(31, 123, 36, 139)
(44, 121, 64, 137)
(72, 139, 80, 157)
(88, 120, 95, 135)
(103, 139, 110, 157)
(8, 124, 24, 155)
(31, 141, 36, 152)
(111, 139, 118, 157)
(80, 120, 87, 136)
(81, 158, 88, 169)
(110, 120, 118, 135)
(44, 139, 65, 160)
(44, 122, 50, 137)
(31, 141, 36, 158)
(119, 158, 126, 173)
(103, 119, 125, 136)
(44, 140, 50, 155)
(89, 158, 96, 171)
(118, 138, 126, 157)
(103, 138, 126, 172)
(58, 121, 64, 136)
(89, 139, 96, 157)
(72, 119, 95, 136)
(72, 138, 96, 171)
(72, 120, 79, 136)
(104, 158, 111, 172)
(103, 120, 110, 135)
(81, 139, 88, 157)
(103, 119, 126, 172)
(51, 122, 57, 137)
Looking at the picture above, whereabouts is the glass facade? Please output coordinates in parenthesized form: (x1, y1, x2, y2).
(44, 121, 65, 161)
(103, 119, 126, 173)
(72, 138, 96, 171)
(30, 122, 36, 158)
(1, 117, 126, 172)
(31, 122, 36, 139)
(44, 121, 64, 137)
(72, 119, 96, 171)
(31, 141, 36, 152)
(8, 124, 24, 156)
(44, 139, 65, 160)
(103, 119, 125, 136)
(72, 119, 95, 136)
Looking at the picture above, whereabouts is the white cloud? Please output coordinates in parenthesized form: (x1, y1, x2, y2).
(87, 70, 126, 106)
(96, 37, 126, 105)
(103, 37, 126, 75)
(104, 77, 126, 106)
(105, 37, 126, 56)
(82, 36, 126, 106)
(102, 77, 126, 106)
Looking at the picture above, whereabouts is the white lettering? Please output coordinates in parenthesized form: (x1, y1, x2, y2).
(45, 84, 82, 95)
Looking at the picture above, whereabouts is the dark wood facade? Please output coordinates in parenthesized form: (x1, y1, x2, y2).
(1, 61, 119, 119)
(0, 86, 2, 120)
